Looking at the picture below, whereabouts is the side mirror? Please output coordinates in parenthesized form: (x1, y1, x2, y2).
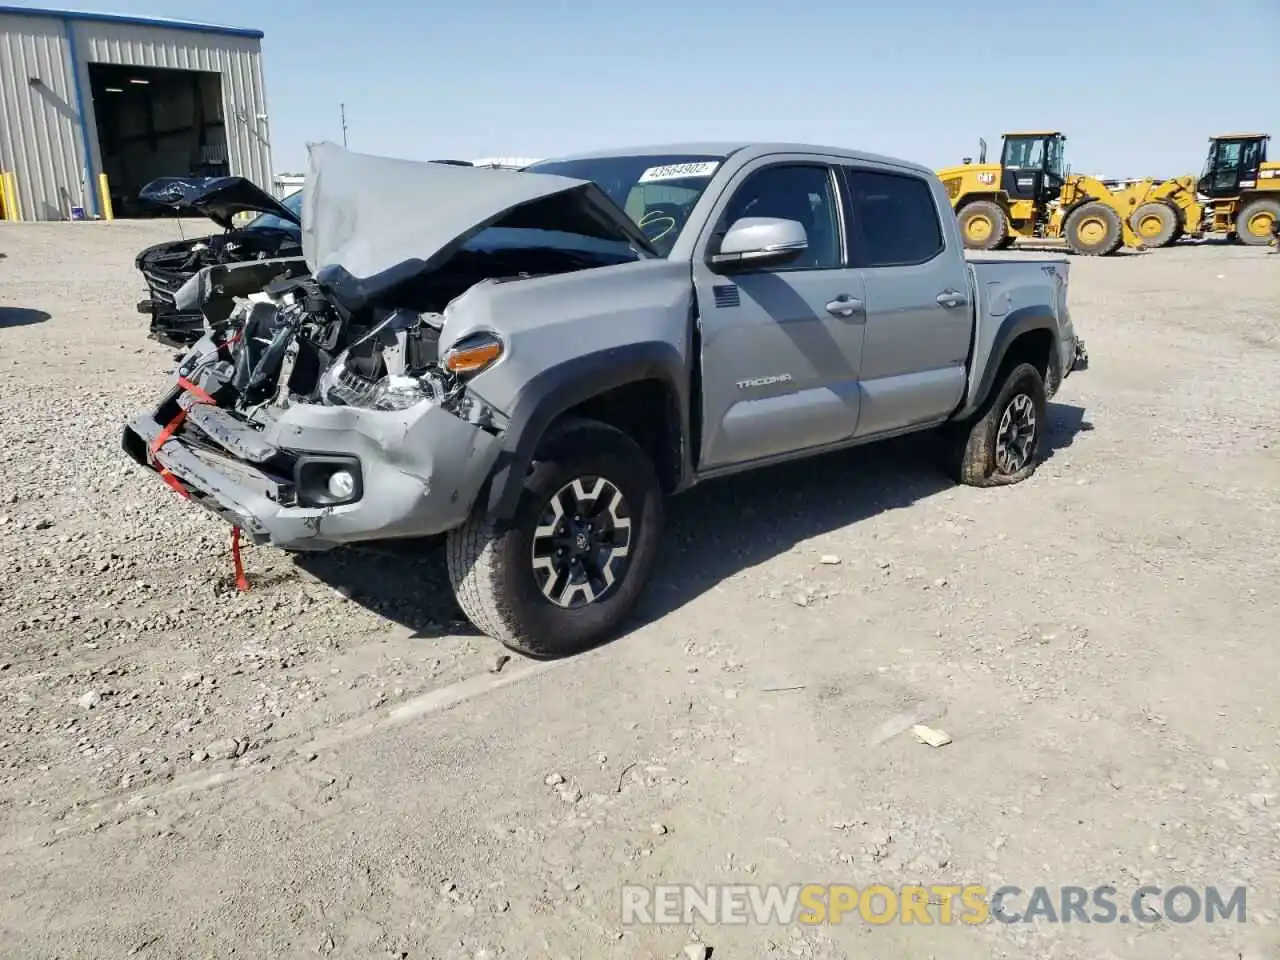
(708, 217, 808, 272)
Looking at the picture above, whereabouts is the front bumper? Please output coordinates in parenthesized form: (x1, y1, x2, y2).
(123, 386, 504, 552)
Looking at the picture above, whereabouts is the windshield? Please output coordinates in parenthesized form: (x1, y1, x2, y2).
(247, 190, 303, 233)
(522, 153, 727, 256)
(1003, 137, 1046, 169)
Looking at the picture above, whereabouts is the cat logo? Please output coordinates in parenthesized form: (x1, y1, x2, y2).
(977, 172, 995, 185)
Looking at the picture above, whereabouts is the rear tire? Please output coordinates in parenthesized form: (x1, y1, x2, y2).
(1064, 201, 1123, 256)
(1129, 202, 1178, 248)
(944, 362, 1047, 487)
(446, 417, 664, 659)
(1235, 198, 1280, 246)
(957, 200, 1009, 251)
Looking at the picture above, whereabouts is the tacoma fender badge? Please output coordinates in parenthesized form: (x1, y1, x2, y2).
(736, 373, 793, 391)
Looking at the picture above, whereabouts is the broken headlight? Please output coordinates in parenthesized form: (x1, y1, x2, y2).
(317, 308, 444, 410)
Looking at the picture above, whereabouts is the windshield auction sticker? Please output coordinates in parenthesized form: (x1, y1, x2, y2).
(638, 161, 721, 183)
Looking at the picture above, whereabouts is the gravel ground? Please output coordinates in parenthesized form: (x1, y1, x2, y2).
(0, 220, 1278, 960)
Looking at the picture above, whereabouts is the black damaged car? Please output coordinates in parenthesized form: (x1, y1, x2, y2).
(134, 177, 306, 346)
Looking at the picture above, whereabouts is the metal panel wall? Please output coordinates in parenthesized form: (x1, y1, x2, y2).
(72, 21, 273, 207)
(0, 11, 270, 220)
(0, 12, 88, 220)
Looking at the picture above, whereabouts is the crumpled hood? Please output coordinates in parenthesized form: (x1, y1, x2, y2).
(300, 141, 654, 288)
(139, 176, 300, 231)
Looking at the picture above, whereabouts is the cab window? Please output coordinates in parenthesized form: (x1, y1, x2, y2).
(717, 164, 841, 270)
(842, 168, 944, 268)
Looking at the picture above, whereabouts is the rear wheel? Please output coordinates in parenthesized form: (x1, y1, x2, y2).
(957, 200, 1009, 251)
(1130, 202, 1178, 248)
(944, 362, 1047, 487)
(446, 417, 664, 659)
(1235, 198, 1280, 246)
(1065, 201, 1124, 256)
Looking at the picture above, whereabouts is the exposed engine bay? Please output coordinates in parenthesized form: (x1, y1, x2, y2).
(195, 274, 457, 416)
(173, 219, 632, 429)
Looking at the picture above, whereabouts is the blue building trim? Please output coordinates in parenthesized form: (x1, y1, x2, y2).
(60, 14, 97, 217)
(0, 5, 263, 39)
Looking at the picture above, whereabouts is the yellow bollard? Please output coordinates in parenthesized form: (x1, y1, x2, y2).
(97, 172, 114, 221)
(4, 172, 22, 222)
(0, 172, 13, 222)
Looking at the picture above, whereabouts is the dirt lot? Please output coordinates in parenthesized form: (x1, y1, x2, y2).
(0, 220, 1277, 960)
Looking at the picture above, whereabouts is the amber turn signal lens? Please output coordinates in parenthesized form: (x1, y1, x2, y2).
(443, 337, 503, 375)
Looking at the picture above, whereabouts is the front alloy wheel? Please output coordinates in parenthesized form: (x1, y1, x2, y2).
(445, 416, 664, 659)
(995, 393, 1038, 475)
(532, 477, 632, 608)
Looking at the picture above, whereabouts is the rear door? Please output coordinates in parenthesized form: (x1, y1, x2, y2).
(837, 165, 972, 438)
(690, 156, 867, 470)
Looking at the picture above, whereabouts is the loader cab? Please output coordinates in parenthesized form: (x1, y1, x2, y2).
(1000, 132, 1067, 205)
(1199, 135, 1269, 199)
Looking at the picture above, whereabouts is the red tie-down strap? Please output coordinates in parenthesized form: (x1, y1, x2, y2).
(147, 370, 251, 592)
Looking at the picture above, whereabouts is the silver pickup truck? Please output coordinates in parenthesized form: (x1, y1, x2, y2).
(122, 141, 1087, 657)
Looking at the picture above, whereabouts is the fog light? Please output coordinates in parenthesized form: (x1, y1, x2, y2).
(327, 469, 356, 500)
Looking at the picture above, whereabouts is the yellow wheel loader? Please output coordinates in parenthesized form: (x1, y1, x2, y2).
(1112, 134, 1277, 248)
(1193, 134, 1277, 245)
(937, 132, 1145, 255)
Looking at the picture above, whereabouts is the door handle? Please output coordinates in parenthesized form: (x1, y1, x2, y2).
(936, 289, 968, 308)
(825, 295, 864, 318)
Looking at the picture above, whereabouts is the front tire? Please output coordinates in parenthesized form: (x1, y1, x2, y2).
(446, 417, 664, 658)
(1064, 201, 1124, 256)
(944, 362, 1047, 487)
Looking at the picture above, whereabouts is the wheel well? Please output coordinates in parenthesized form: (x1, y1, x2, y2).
(557, 379, 682, 493)
(999, 328, 1056, 391)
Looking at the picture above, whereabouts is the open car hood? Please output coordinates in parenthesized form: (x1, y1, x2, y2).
(138, 176, 301, 231)
(300, 141, 657, 309)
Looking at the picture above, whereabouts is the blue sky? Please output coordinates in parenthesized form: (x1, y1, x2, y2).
(8, 0, 1278, 177)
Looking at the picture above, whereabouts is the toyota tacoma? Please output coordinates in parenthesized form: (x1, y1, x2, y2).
(122, 141, 1088, 658)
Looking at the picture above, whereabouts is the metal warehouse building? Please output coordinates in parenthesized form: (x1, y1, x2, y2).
(0, 5, 272, 221)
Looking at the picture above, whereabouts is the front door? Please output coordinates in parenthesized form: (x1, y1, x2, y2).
(691, 158, 867, 470)
(839, 165, 972, 438)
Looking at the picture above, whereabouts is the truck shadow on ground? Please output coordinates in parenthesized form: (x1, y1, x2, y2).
(294, 402, 1091, 643)
(0, 307, 51, 329)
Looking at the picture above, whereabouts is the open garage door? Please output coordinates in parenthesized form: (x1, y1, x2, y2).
(88, 63, 230, 219)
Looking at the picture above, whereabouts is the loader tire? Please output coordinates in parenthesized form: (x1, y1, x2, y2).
(445, 417, 664, 660)
(957, 201, 1009, 251)
(1235, 199, 1280, 246)
(1130, 202, 1178, 248)
(1064, 201, 1123, 256)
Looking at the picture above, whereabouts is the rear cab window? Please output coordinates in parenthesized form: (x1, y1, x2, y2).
(840, 168, 945, 267)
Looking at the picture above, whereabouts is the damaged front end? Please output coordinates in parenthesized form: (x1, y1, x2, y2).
(122, 266, 508, 551)
(123, 139, 657, 552)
